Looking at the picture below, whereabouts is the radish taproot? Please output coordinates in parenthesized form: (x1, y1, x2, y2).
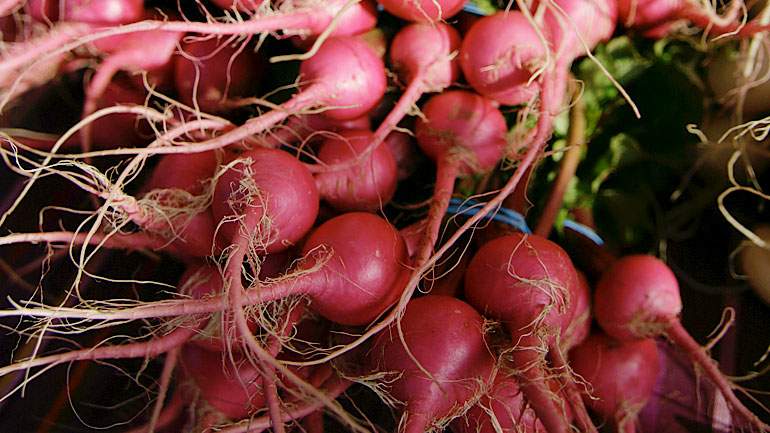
(412, 90, 506, 265)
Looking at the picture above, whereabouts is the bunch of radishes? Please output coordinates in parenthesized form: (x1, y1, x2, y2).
(0, 0, 768, 432)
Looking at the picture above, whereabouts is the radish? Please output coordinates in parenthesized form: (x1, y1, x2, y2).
(28, 0, 144, 24)
(562, 271, 591, 350)
(305, 22, 459, 184)
(314, 129, 398, 211)
(412, 90, 506, 265)
(211, 0, 266, 11)
(89, 76, 152, 148)
(451, 376, 545, 433)
(384, 131, 418, 181)
(617, 0, 750, 37)
(366, 295, 496, 433)
(570, 332, 660, 433)
(180, 343, 266, 420)
(256, 113, 371, 149)
(289, 212, 407, 325)
(460, 11, 548, 106)
(148, 36, 386, 157)
(139, 151, 219, 259)
(464, 232, 583, 433)
(740, 225, 770, 305)
(378, 0, 465, 22)
(174, 37, 265, 113)
(539, 0, 617, 60)
(212, 147, 319, 254)
(593, 255, 770, 430)
(80, 12, 182, 152)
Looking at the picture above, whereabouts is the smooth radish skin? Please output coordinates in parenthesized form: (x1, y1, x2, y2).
(378, 0, 465, 22)
(412, 90, 506, 267)
(180, 343, 266, 420)
(451, 376, 545, 433)
(570, 333, 660, 433)
(594, 255, 770, 431)
(366, 295, 496, 433)
(385, 131, 418, 181)
(314, 129, 398, 211)
(290, 212, 407, 325)
(464, 232, 584, 433)
(28, 0, 144, 24)
(539, 0, 617, 60)
(562, 271, 592, 350)
(214, 211, 408, 325)
(213, 147, 319, 254)
(460, 12, 548, 106)
(174, 37, 265, 114)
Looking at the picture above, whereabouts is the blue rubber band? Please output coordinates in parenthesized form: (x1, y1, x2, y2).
(563, 219, 605, 246)
(446, 198, 606, 246)
(446, 198, 532, 234)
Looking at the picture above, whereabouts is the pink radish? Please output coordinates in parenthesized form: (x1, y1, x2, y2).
(378, 0, 465, 22)
(180, 343, 266, 420)
(81, 14, 182, 152)
(139, 151, 219, 259)
(88, 77, 152, 149)
(451, 376, 545, 433)
(562, 271, 592, 350)
(174, 37, 265, 113)
(412, 90, 506, 265)
(594, 255, 769, 430)
(288, 212, 407, 325)
(460, 11, 548, 106)
(212, 210, 408, 325)
(570, 332, 660, 433)
(464, 232, 584, 433)
(155, 36, 386, 156)
(256, 113, 371, 149)
(384, 131, 418, 181)
(213, 147, 319, 254)
(306, 22, 459, 184)
(211, 0, 266, 11)
(28, 0, 144, 24)
(539, 0, 617, 59)
(617, 0, 754, 37)
(366, 295, 495, 433)
(314, 129, 398, 211)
